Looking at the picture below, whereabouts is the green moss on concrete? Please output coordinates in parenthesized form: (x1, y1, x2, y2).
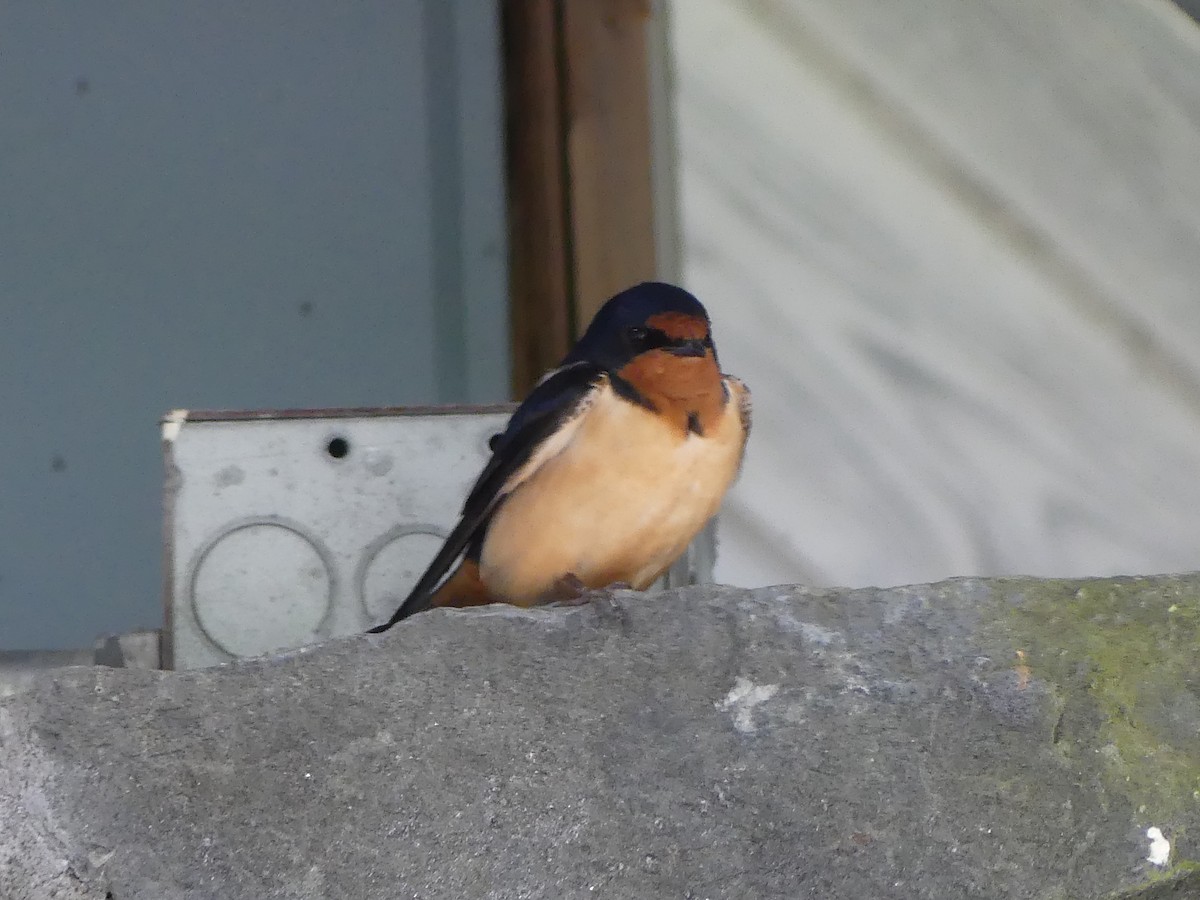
(994, 576, 1200, 822)
(1106, 860, 1200, 899)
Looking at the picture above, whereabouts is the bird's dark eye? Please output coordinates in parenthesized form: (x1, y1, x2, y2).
(625, 325, 649, 345)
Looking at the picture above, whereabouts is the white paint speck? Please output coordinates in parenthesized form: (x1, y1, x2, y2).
(161, 408, 189, 442)
(717, 676, 779, 734)
(1146, 826, 1170, 867)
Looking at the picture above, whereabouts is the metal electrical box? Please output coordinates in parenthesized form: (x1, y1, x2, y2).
(163, 406, 509, 669)
(163, 406, 716, 670)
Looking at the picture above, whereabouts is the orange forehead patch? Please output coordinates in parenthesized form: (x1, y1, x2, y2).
(646, 311, 709, 341)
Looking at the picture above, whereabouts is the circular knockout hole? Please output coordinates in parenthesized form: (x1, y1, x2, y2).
(326, 436, 350, 459)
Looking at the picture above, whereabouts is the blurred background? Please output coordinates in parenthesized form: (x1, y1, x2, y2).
(3, 0, 1200, 652)
(676, 0, 1200, 590)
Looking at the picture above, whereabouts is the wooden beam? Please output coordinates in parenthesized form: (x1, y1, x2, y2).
(503, 0, 573, 395)
(561, 0, 658, 328)
(503, 0, 659, 394)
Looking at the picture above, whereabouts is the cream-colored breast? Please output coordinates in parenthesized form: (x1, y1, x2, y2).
(480, 378, 748, 603)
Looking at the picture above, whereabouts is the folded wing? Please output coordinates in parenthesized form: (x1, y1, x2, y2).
(367, 363, 604, 631)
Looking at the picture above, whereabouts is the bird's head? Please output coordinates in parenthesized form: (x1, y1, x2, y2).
(566, 282, 717, 373)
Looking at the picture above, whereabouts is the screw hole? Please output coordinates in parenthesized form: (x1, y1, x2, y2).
(326, 437, 350, 459)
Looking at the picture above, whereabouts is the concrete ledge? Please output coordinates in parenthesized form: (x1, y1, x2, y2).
(0, 631, 161, 699)
(2, 577, 1199, 899)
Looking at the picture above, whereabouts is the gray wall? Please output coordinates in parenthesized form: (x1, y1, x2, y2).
(0, 1, 509, 649)
(675, 0, 1200, 590)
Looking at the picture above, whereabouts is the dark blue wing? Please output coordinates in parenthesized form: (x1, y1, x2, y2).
(368, 362, 604, 631)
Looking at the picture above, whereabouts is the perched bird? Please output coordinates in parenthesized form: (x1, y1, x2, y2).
(368, 281, 751, 632)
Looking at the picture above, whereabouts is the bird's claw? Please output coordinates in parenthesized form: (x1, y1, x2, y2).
(540, 575, 637, 608)
(540, 573, 589, 605)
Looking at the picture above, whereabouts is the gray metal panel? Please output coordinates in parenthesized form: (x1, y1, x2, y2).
(163, 407, 511, 668)
(0, 1, 508, 649)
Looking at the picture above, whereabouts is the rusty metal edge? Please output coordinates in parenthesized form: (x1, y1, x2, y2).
(162, 404, 518, 424)
(161, 425, 181, 671)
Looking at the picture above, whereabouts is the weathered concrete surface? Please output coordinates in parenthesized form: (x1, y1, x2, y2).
(2, 577, 1199, 899)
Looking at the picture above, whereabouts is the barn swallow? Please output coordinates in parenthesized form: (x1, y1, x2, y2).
(368, 281, 751, 632)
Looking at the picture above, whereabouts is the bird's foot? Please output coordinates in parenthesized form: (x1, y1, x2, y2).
(541, 576, 637, 608)
(540, 573, 589, 605)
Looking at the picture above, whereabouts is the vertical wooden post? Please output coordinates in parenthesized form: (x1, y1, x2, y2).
(503, 0, 574, 396)
(561, 0, 658, 327)
(503, 0, 659, 394)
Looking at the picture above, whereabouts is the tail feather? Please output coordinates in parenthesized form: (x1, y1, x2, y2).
(367, 559, 495, 633)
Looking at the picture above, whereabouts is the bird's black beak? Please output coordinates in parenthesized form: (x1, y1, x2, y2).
(668, 338, 709, 357)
